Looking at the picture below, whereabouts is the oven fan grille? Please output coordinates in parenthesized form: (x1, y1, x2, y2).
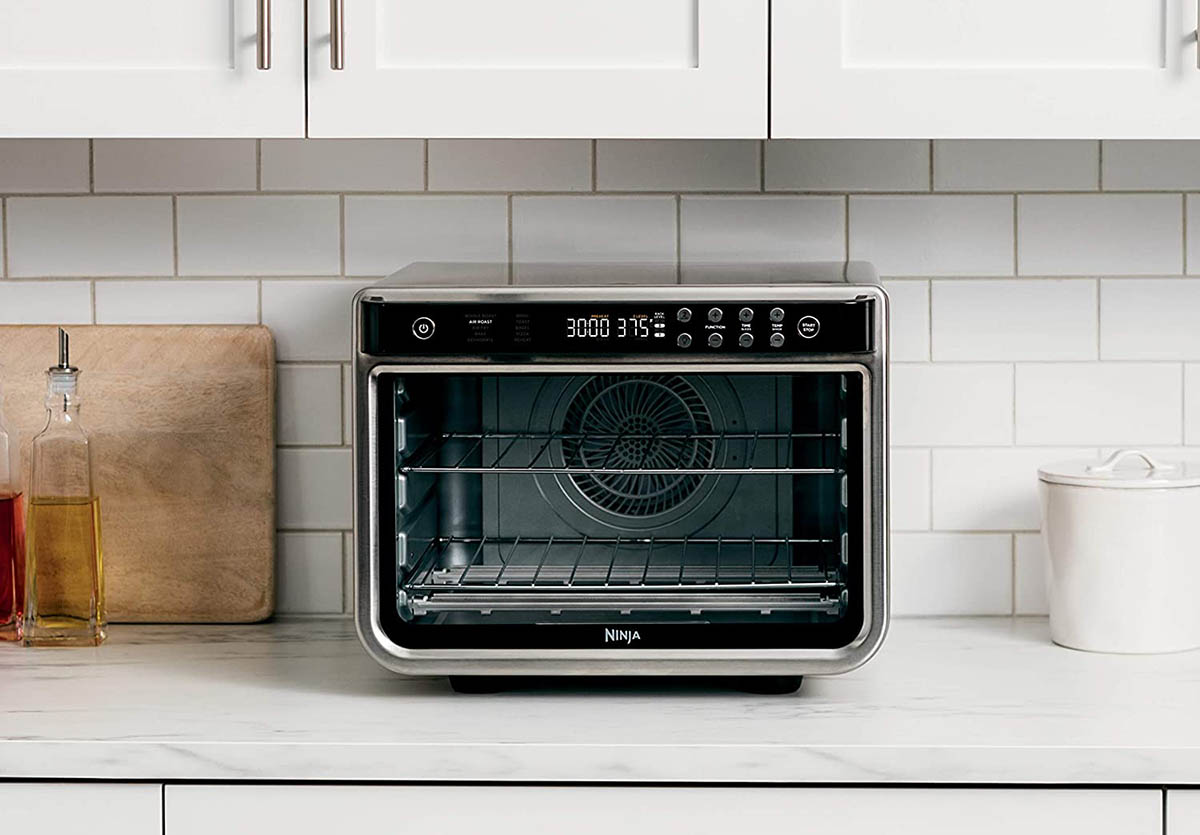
(559, 375, 717, 519)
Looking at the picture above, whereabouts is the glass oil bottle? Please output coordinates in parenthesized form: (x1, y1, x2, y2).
(0, 380, 24, 641)
(24, 328, 105, 647)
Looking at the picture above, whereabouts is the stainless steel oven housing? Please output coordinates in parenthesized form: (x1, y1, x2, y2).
(353, 278, 888, 677)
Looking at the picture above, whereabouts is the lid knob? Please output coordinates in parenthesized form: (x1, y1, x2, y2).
(1086, 449, 1176, 474)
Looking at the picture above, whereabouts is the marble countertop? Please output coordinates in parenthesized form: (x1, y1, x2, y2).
(2, 617, 1198, 784)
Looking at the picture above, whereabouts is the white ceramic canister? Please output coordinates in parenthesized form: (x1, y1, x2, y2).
(1038, 449, 1200, 654)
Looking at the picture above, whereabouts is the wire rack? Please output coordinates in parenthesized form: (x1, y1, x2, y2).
(401, 535, 845, 616)
(399, 431, 843, 475)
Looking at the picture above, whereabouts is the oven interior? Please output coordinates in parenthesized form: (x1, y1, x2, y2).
(380, 369, 865, 643)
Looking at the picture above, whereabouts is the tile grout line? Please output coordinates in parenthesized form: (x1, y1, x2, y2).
(338, 194, 346, 277)
(171, 195, 180, 277)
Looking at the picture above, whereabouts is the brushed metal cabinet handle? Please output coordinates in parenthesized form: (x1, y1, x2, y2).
(330, 0, 345, 70)
(257, 0, 272, 70)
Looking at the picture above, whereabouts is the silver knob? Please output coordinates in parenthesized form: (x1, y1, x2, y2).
(707, 332, 723, 348)
(707, 307, 723, 323)
(738, 332, 754, 348)
(676, 307, 692, 323)
(769, 332, 785, 348)
(676, 333, 692, 348)
(738, 307, 754, 323)
(769, 307, 785, 323)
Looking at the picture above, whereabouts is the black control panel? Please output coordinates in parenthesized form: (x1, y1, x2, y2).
(361, 299, 874, 356)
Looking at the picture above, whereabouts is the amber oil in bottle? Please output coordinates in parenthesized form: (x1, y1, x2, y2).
(24, 328, 105, 647)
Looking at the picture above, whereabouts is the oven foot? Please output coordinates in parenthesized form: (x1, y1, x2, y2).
(734, 675, 803, 695)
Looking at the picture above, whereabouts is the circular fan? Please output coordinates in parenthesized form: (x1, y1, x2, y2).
(559, 376, 717, 518)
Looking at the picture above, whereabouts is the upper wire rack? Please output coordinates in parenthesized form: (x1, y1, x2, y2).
(399, 431, 843, 475)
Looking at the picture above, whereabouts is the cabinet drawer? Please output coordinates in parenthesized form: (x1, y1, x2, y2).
(167, 785, 1159, 835)
(2, 783, 160, 835)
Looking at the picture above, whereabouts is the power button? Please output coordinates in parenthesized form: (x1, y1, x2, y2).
(412, 316, 436, 340)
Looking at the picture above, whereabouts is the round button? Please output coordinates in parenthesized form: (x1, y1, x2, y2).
(676, 307, 692, 323)
(676, 333, 692, 348)
(769, 307, 785, 323)
(769, 332, 786, 348)
(412, 316, 436, 340)
(707, 307, 723, 323)
(738, 332, 754, 348)
(738, 307, 754, 323)
(797, 315, 820, 339)
(707, 332, 724, 348)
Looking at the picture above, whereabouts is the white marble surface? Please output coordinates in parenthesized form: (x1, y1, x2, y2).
(1, 617, 1198, 784)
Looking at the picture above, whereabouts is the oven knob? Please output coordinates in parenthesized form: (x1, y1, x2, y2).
(797, 315, 821, 339)
(676, 333, 692, 348)
(769, 332, 785, 348)
(412, 316, 436, 340)
(707, 307, 723, 323)
(738, 307, 754, 323)
(707, 332, 724, 348)
(738, 332, 754, 348)
(769, 307, 785, 323)
(676, 307, 692, 323)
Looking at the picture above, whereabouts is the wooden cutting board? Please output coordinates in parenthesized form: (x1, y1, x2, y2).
(0, 326, 275, 623)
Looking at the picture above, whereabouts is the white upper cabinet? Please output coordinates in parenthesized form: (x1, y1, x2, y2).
(306, 0, 768, 137)
(772, 0, 1200, 138)
(0, 0, 305, 137)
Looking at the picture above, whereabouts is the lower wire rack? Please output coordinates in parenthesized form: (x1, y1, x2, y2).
(400, 535, 847, 617)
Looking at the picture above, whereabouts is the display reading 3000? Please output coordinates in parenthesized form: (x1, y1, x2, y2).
(566, 316, 650, 339)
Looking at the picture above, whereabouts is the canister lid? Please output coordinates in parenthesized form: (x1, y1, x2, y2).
(1039, 449, 1200, 488)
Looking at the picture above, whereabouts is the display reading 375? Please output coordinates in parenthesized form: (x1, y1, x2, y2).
(565, 316, 651, 339)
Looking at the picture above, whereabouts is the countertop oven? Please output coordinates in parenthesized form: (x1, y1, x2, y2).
(353, 265, 888, 692)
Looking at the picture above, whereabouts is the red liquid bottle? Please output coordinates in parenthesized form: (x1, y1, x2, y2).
(0, 383, 22, 641)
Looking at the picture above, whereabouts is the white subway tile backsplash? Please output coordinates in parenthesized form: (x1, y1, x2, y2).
(1102, 141, 1200, 191)
(1016, 363, 1182, 445)
(261, 139, 424, 192)
(513, 196, 676, 284)
(0, 281, 92, 324)
(881, 280, 930, 362)
(94, 280, 258, 324)
(1018, 194, 1182, 276)
(7, 197, 174, 277)
(932, 447, 1080, 531)
(260, 280, 373, 361)
(0, 140, 89, 193)
(1187, 365, 1200, 446)
(5, 137, 1199, 620)
(93, 140, 256, 192)
(277, 365, 343, 446)
(178, 196, 340, 276)
(1014, 533, 1049, 615)
(276, 532, 345, 614)
(1101, 279, 1200, 359)
(891, 363, 1014, 446)
(277, 448, 353, 530)
(765, 140, 929, 192)
(849, 195, 1014, 277)
(932, 279, 1097, 361)
(891, 533, 1012, 615)
(679, 196, 844, 281)
(933, 140, 1098, 192)
(890, 449, 931, 531)
(428, 140, 590, 192)
(344, 196, 508, 279)
(596, 140, 759, 192)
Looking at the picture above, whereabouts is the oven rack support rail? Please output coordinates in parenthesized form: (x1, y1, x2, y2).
(398, 535, 848, 618)
(397, 430, 847, 476)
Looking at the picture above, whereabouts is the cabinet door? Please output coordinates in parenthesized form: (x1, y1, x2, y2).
(0, 0, 304, 137)
(773, 0, 1200, 138)
(166, 785, 1160, 835)
(307, 0, 767, 138)
(1169, 790, 1200, 831)
(2, 783, 160, 835)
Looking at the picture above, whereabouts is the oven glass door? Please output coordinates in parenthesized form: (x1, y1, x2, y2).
(375, 366, 868, 650)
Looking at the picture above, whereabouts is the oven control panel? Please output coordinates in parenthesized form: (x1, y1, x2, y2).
(361, 299, 874, 356)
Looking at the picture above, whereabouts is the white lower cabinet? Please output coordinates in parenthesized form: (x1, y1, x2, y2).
(165, 785, 1160, 834)
(2, 783, 160, 835)
(1169, 791, 1200, 831)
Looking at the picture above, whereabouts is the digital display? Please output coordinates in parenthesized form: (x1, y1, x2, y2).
(566, 315, 653, 340)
